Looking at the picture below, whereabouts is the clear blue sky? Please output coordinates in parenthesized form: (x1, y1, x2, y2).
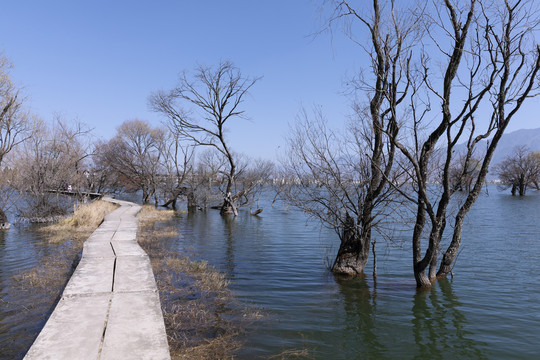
(0, 1, 538, 160)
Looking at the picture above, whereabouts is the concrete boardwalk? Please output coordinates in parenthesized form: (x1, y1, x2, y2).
(25, 198, 170, 360)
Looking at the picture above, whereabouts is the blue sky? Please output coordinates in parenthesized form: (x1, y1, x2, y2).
(0, 1, 538, 160)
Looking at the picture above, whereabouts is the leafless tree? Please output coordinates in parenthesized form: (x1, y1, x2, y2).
(0, 56, 30, 165)
(175, 149, 274, 213)
(12, 118, 92, 219)
(187, 148, 228, 210)
(149, 61, 260, 215)
(390, 0, 540, 287)
(96, 119, 165, 204)
(448, 153, 482, 193)
(158, 131, 195, 209)
(0, 55, 31, 224)
(231, 155, 274, 213)
(86, 139, 122, 194)
(494, 146, 540, 195)
(281, 0, 416, 276)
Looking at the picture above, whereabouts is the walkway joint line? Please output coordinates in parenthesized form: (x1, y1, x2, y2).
(24, 198, 171, 360)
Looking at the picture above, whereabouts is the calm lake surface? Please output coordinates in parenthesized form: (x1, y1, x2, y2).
(1, 187, 539, 359)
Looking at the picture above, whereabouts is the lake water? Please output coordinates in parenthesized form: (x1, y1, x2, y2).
(0, 222, 81, 360)
(1, 187, 539, 359)
(170, 187, 540, 359)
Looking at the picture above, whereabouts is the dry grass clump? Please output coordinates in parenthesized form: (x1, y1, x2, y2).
(163, 257, 230, 292)
(41, 200, 118, 243)
(268, 349, 313, 359)
(154, 255, 247, 360)
(138, 206, 263, 360)
(172, 332, 241, 360)
(14, 255, 75, 289)
(15, 199, 119, 288)
(138, 205, 177, 226)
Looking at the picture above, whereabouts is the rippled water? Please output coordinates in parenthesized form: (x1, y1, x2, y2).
(0, 224, 70, 360)
(1, 187, 539, 359)
(170, 187, 540, 359)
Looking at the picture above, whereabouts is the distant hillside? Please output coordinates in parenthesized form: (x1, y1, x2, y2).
(488, 127, 540, 165)
(453, 127, 540, 166)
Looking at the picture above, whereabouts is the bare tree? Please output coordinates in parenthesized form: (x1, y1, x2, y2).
(12, 118, 92, 219)
(0, 56, 29, 164)
(494, 146, 540, 195)
(172, 149, 274, 213)
(0, 55, 31, 224)
(281, 0, 416, 276)
(390, 0, 540, 287)
(533, 152, 540, 190)
(149, 61, 260, 215)
(96, 119, 165, 204)
(231, 155, 274, 213)
(449, 153, 482, 193)
(171, 149, 222, 211)
(158, 128, 195, 210)
(87, 139, 123, 194)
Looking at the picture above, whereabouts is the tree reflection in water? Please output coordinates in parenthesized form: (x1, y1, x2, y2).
(335, 276, 385, 358)
(335, 276, 488, 359)
(222, 215, 237, 276)
(412, 279, 487, 359)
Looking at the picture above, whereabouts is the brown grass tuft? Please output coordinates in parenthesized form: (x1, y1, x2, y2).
(14, 200, 118, 289)
(268, 348, 313, 359)
(40, 200, 119, 243)
(137, 207, 263, 359)
(14, 256, 72, 289)
(138, 205, 177, 224)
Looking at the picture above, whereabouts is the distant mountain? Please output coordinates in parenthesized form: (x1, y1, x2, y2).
(488, 127, 540, 165)
(453, 127, 540, 166)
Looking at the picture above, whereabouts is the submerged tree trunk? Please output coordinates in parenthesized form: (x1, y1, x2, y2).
(332, 213, 370, 276)
(0, 208, 9, 229)
(372, 238, 377, 278)
(187, 190, 197, 211)
(519, 174, 526, 196)
(411, 198, 439, 288)
(438, 136, 503, 277)
(414, 268, 432, 289)
(142, 187, 151, 204)
(220, 192, 238, 216)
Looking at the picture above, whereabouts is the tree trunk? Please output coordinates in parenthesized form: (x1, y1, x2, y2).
(438, 159, 493, 278)
(372, 239, 377, 279)
(187, 190, 197, 211)
(332, 213, 369, 276)
(220, 192, 238, 216)
(0, 208, 9, 229)
(411, 198, 435, 288)
(162, 187, 186, 209)
(141, 186, 150, 204)
(437, 213, 465, 277)
(414, 269, 432, 288)
(428, 246, 439, 281)
(153, 190, 159, 207)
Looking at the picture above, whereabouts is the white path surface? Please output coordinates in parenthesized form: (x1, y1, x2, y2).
(24, 198, 170, 360)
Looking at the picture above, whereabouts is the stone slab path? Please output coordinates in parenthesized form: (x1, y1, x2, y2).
(24, 198, 170, 360)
